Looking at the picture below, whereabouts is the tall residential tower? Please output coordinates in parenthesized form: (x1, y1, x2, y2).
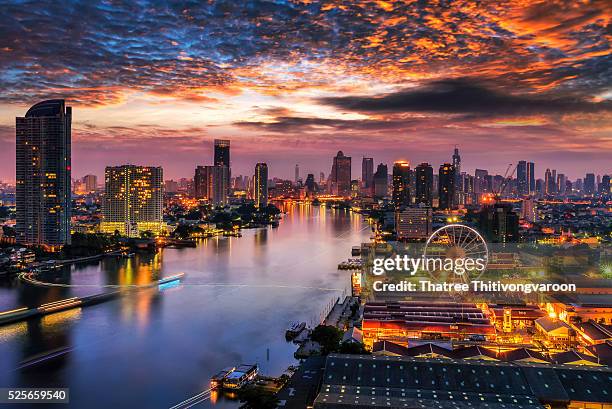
(16, 99, 72, 247)
(100, 165, 164, 237)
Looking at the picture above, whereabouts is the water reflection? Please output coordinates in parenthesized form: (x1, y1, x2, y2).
(0, 205, 368, 408)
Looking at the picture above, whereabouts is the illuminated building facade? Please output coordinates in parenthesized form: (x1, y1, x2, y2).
(392, 161, 410, 208)
(254, 162, 268, 208)
(438, 163, 455, 210)
(194, 165, 229, 205)
(16, 99, 72, 247)
(330, 151, 351, 197)
(394, 207, 432, 240)
(362, 301, 495, 348)
(101, 165, 165, 237)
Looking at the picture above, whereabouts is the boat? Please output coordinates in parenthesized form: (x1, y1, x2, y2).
(221, 364, 258, 389)
(285, 321, 306, 340)
(210, 366, 235, 389)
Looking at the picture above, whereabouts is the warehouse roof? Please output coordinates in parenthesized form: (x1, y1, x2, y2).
(312, 354, 612, 408)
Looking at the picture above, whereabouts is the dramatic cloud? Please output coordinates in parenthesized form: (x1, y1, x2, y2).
(319, 79, 612, 115)
(0, 0, 610, 179)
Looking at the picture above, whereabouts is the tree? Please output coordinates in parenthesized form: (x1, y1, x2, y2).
(310, 325, 343, 354)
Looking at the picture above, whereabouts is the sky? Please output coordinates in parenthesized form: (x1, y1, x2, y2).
(0, 0, 611, 182)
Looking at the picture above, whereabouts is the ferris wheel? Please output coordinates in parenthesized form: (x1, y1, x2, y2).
(423, 224, 488, 283)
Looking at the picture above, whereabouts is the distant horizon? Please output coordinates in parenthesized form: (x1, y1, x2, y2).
(0, 123, 608, 183)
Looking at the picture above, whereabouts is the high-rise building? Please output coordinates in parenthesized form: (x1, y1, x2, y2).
(194, 165, 228, 204)
(83, 174, 97, 192)
(479, 204, 519, 243)
(452, 147, 462, 203)
(100, 165, 164, 237)
(528, 162, 535, 194)
(584, 173, 596, 195)
(517, 161, 530, 196)
(415, 163, 433, 206)
(254, 163, 268, 208)
(601, 175, 611, 195)
(330, 151, 351, 197)
(474, 169, 488, 195)
(164, 179, 179, 193)
(544, 168, 553, 195)
(392, 161, 411, 208)
(16, 99, 72, 247)
(395, 206, 432, 240)
(438, 163, 455, 210)
(214, 139, 231, 197)
(214, 139, 230, 167)
(373, 163, 388, 198)
(362, 157, 374, 194)
(305, 173, 316, 195)
(556, 174, 566, 195)
(294, 164, 300, 184)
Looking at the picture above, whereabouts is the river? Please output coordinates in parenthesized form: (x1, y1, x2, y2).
(0, 204, 369, 408)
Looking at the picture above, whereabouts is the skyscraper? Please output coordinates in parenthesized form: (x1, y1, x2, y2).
(100, 165, 164, 237)
(557, 174, 566, 195)
(373, 163, 388, 198)
(194, 165, 228, 204)
(584, 173, 595, 195)
(362, 157, 374, 194)
(474, 169, 488, 195)
(16, 99, 72, 247)
(544, 168, 553, 195)
(305, 173, 316, 195)
(330, 151, 351, 197)
(452, 147, 462, 203)
(528, 162, 535, 194)
(294, 164, 300, 184)
(214, 139, 231, 197)
(517, 161, 530, 196)
(438, 163, 455, 210)
(392, 161, 411, 208)
(214, 139, 230, 167)
(254, 163, 268, 208)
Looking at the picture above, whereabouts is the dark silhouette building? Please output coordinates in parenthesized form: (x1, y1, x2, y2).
(16, 99, 72, 247)
(392, 161, 411, 208)
(415, 162, 433, 206)
(330, 151, 351, 197)
(361, 157, 373, 195)
(254, 163, 268, 208)
(373, 163, 388, 198)
(438, 163, 455, 210)
(479, 204, 519, 243)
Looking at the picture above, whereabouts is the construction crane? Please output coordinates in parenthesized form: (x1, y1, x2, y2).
(494, 163, 518, 203)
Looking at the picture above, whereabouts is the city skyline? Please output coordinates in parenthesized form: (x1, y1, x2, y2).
(0, 1, 611, 181)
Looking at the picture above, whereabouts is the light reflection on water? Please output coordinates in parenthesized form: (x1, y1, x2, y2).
(0, 204, 368, 408)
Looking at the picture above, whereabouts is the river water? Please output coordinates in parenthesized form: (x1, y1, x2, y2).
(0, 204, 369, 408)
